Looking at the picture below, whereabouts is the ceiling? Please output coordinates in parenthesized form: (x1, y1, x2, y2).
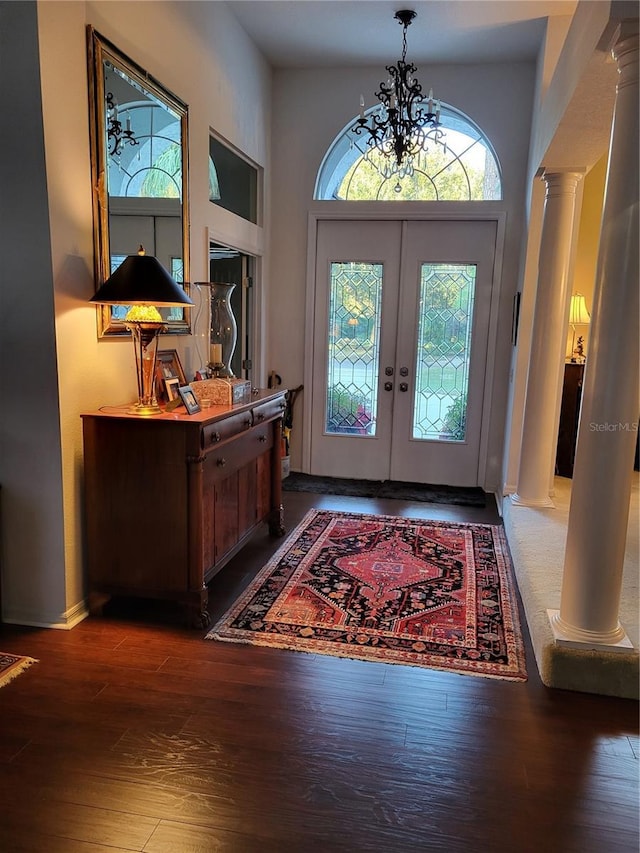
(225, 0, 578, 68)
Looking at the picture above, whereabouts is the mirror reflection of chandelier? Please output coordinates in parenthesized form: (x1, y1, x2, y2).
(352, 9, 445, 186)
(106, 91, 138, 156)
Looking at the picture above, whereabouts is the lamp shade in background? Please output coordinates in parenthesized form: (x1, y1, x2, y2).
(568, 292, 591, 363)
(568, 293, 591, 326)
(91, 247, 194, 415)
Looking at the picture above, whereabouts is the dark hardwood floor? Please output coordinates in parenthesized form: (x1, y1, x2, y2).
(0, 490, 638, 852)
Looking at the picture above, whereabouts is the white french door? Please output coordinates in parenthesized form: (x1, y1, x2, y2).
(310, 218, 498, 487)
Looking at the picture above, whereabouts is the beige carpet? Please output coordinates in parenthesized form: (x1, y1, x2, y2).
(502, 473, 639, 699)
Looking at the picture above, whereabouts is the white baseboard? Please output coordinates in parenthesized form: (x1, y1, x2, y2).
(2, 600, 89, 630)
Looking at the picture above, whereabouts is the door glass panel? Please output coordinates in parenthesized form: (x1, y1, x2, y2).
(413, 263, 476, 441)
(326, 262, 382, 436)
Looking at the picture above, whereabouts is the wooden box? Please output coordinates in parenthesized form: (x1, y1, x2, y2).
(190, 378, 252, 407)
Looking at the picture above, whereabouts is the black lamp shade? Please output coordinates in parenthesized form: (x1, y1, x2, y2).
(90, 253, 194, 307)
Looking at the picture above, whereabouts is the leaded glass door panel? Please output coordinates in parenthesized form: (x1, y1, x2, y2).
(311, 220, 401, 480)
(390, 220, 497, 485)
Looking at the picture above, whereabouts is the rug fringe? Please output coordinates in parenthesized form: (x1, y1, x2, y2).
(0, 656, 38, 689)
(207, 633, 526, 681)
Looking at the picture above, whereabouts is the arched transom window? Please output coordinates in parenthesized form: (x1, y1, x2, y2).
(315, 104, 502, 202)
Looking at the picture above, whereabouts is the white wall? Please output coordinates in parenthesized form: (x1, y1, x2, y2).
(0, 0, 68, 625)
(0, 0, 271, 626)
(268, 61, 536, 488)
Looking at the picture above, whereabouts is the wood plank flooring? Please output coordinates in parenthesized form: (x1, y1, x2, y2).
(0, 491, 638, 852)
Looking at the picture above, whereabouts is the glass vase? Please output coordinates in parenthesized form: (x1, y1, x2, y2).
(209, 282, 237, 378)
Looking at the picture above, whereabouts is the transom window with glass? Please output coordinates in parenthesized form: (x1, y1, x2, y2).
(315, 104, 501, 201)
(209, 135, 260, 224)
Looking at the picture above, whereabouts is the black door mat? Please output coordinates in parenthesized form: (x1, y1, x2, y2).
(282, 472, 486, 507)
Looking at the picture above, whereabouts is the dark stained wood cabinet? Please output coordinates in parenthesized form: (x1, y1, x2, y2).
(556, 363, 584, 478)
(81, 390, 286, 626)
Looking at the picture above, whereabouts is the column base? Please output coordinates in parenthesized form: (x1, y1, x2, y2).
(511, 493, 555, 508)
(547, 609, 634, 653)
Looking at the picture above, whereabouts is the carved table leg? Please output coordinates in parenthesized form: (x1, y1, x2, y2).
(268, 503, 286, 537)
(187, 587, 210, 629)
(88, 591, 111, 617)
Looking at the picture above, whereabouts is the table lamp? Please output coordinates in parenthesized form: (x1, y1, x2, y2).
(91, 247, 194, 415)
(568, 292, 591, 363)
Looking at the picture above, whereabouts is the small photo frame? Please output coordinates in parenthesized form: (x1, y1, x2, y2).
(165, 377, 180, 402)
(156, 349, 187, 403)
(178, 384, 201, 415)
(157, 348, 187, 380)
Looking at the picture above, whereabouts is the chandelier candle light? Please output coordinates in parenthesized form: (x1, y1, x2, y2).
(352, 9, 444, 186)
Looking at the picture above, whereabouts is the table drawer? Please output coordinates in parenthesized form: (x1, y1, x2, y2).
(205, 422, 274, 472)
(202, 411, 252, 450)
(252, 396, 286, 425)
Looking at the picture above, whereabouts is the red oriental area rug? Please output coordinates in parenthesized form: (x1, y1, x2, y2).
(208, 510, 527, 681)
(0, 653, 37, 689)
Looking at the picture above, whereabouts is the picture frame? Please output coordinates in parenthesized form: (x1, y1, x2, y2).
(157, 349, 187, 384)
(165, 377, 180, 402)
(178, 384, 201, 414)
(155, 349, 187, 403)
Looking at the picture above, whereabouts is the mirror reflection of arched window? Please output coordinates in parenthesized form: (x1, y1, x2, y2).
(106, 100, 182, 199)
(209, 157, 221, 201)
(315, 104, 502, 201)
(104, 62, 185, 322)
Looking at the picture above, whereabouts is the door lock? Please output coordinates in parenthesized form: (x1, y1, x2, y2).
(385, 366, 394, 376)
(384, 381, 393, 391)
(399, 382, 408, 392)
(399, 366, 409, 377)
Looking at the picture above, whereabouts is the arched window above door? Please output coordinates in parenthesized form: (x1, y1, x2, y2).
(315, 104, 502, 202)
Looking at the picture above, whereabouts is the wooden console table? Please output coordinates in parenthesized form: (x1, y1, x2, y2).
(81, 390, 286, 627)
(556, 363, 584, 478)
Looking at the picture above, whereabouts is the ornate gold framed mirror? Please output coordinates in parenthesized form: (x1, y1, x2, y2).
(87, 27, 190, 336)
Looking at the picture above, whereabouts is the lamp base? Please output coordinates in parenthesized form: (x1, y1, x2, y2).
(128, 401, 163, 417)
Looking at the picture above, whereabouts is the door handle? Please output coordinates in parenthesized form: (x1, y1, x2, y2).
(385, 366, 394, 376)
(399, 367, 409, 377)
(384, 381, 393, 391)
(399, 382, 408, 392)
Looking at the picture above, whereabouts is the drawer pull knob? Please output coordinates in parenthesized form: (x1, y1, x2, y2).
(258, 434, 267, 443)
(211, 431, 221, 443)
(217, 458, 226, 467)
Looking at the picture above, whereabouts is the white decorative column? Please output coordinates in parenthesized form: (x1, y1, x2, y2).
(549, 24, 638, 650)
(512, 170, 584, 507)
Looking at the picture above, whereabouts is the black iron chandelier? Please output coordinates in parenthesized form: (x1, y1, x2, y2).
(352, 10, 444, 181)
(106, 92, 138, 157)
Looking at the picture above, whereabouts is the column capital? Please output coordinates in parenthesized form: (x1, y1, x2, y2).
(539, 168, 586, 182)
(612, 28, 638, 86)
(538, 169, 585, 199)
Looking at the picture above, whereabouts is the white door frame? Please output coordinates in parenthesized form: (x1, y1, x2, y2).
(302, 203, 507, 490)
